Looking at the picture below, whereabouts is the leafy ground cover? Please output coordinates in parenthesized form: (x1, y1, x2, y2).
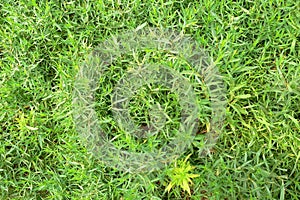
(0, 0, 299, 199)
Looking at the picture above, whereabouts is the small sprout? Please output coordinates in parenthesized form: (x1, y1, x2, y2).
(165, 154, 199, 196)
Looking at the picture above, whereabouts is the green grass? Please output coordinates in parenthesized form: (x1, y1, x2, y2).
(1, 0, 299, 199)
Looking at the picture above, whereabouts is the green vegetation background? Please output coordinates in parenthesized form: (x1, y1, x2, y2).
(0, 0, 299, 199)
